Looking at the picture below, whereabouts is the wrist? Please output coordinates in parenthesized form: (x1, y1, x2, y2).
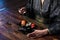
(43, 29, 49, 35)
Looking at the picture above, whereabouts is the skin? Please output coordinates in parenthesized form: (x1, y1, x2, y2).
(27, 29, 49, 38)
(18, 7, 26, 14)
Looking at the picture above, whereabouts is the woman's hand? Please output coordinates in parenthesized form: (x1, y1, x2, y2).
(18, 7, 26, 14)
(27, 29, 49, 38)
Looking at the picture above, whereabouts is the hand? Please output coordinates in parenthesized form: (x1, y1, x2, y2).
(18, 7, 26, 14)
(27, 29, 48, 38)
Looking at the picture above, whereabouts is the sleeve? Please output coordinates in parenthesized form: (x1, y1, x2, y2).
(24, 0, 35, 19)
(48, 22, 60, 35)
(25, 0, 32, 10)
(48, 6, 60, 35)
(48, 0, 60, 35)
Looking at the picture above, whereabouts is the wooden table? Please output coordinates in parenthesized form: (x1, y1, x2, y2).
(13, 31, 60, 40)
(14, 15, 60, 40)
(0, 9, 60, 40)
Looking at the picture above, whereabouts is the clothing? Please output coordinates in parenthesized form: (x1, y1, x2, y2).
(25, 0, 60, 35)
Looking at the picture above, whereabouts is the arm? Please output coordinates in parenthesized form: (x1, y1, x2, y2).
(48, 0, 60, 35)
(48, 17, 60, 35)
(42, 0, 60, 35)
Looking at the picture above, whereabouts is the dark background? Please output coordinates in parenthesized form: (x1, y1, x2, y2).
(5, 0, 28, 10)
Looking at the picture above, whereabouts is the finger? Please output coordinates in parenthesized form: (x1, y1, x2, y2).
(19, 10, 21, 13)
(18, 9, 22, 13)
(21, 7, 26, 9)
(27, 33, 31, 37)
(27, 33, 36, 38)
(23, 11, 26, 14)
(29, 33, 37, 39)
(30, 36, 37, 39)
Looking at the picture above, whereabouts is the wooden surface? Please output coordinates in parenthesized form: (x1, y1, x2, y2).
(0, 8, 60, 40)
